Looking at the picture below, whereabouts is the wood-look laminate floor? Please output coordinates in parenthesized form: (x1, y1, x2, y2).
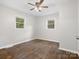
(0, 39, 78, 59)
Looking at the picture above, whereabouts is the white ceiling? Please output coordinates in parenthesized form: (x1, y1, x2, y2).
(0, 0, 73, 16)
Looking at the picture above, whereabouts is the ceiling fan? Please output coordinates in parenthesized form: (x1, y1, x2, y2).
(28, 0, 48, 12)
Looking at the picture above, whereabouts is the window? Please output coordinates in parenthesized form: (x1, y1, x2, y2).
(16, 17, 24, 28)
(48, 20, 54, 29)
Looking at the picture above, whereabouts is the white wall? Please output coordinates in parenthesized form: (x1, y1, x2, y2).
(0, 0, 78, 52)
(58, 0, 77, 51)
(77, 0, 79, 51)
(33, 13, 60, 42)
(0, 5, 34, 48)
(33, 0, 77, 51)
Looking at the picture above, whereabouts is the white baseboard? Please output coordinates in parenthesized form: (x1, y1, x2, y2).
(0, 39, 32, 49)
(59, 48, 79, 55)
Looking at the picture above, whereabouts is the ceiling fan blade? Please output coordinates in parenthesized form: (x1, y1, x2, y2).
(30, 8, 35, 10)
(41, 6, 48, 8)
(39, 0, 44, 5)
(28, 3, 35, 6)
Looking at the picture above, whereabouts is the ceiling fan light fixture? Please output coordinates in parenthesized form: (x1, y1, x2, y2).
(35, 7, 42, 12)
(28, 0, 48, 12)
(35, 7, 38, 11)
(39, 7, 42, 10)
